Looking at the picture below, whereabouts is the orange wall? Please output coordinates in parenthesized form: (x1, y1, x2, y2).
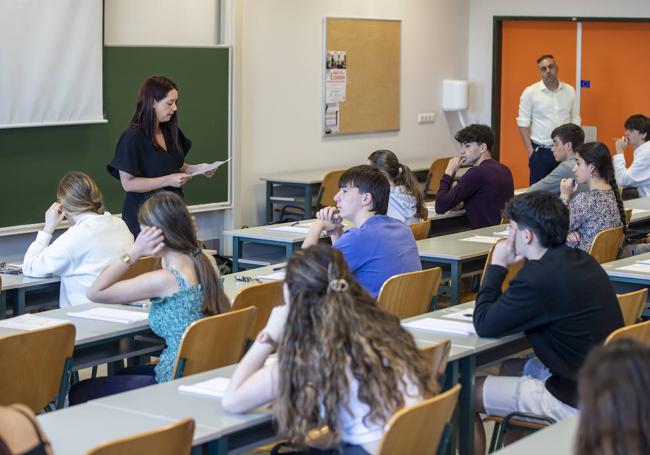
(581, 22, 650, 165)
(499, 21, 577, 188)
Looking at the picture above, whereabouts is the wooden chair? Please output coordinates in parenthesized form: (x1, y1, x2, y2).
(423, 157, 452, 200)
(0, 323, 75, 412)
(605, 319, 650, 346)
(172, 306, 257, 379)
(376, 384, 461, 455)
(588, 226, 625, 264)
(315, 169, 345, 211)
(420, 340, 451, 382)
(120, 256, 160, 280)
(617, 288, 647, 326)
(86, 417, 194, 455)
(409, 219, 431, 241)
(377, 268, 442, 319)
(231, 280, 285, 339)
(625, 207, 633, 225)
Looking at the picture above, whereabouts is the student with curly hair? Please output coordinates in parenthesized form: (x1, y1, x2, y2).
(223, 244, 439, 454)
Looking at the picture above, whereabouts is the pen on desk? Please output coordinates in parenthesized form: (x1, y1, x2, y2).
(125, 302, 149, 308)
(463, 313, 473, 318)
(272, 265, 286, 271)
(290, 221, 300, 226)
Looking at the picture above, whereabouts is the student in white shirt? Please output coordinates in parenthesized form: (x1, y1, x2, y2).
(222, 244, 438, 455)
(22, 172, 133, 307)
(368, 149, 427, 224)
(613, 114, 650, 197)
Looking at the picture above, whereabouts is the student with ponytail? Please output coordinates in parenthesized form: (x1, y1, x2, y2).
(368, 150, 427, 223)
(22, 171, 133, 308)
(69, 191, 230, 404)
(223, 244, 438, 454)
(560, 141, 625, 252)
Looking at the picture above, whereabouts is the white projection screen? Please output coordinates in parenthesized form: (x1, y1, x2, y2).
(0, 0, 104, 128)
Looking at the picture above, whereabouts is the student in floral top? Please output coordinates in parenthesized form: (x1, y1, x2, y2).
(69, 191, 230, 404)
(560, 142, 626, 253)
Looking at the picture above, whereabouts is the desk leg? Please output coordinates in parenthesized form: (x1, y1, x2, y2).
(204, 436, 228, 455)
(14, 289, 26, 316)
(450, 261, 461, 306)
(458, 355, 476, 455)
(443, 360, 459, 455)
(232, 237, 242, 273)
(0, 292, 6, 319)
(266, 181, 274, 224)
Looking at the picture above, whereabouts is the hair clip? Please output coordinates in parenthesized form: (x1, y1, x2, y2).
(328, 278, 349, 293)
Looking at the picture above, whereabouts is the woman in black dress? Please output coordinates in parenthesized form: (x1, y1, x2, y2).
(107, 75, 214, 236)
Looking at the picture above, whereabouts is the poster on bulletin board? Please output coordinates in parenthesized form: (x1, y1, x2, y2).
(323, 17, 401, 136)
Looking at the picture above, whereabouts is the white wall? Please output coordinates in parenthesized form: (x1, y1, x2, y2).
(235, 0, 470, 227)
(467, 0, 650, 124)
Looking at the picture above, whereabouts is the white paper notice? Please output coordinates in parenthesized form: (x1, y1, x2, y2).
(0, 314, 67, 331)
(326, 81, 346, 103)
(403, 318, 476, 336)
(617, 263, 650, 274)
(189, 158, 231, 176)
(460, 236, 500, 244)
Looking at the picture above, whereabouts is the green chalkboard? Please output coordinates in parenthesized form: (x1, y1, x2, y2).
(0, 46, 230, 229)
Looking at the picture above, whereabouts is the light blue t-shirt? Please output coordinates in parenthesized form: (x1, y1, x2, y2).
(334, 215, 422, 298)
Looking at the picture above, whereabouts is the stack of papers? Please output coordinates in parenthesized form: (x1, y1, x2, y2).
(403, 318, 476, 336)
(68, 308, 148, 324)
(460, 235, 500, 244)
(178, 377, 230, 399)
(0, 314, 67, 331)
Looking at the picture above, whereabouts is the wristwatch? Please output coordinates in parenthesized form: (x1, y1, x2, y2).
(120, 252, 132, 265)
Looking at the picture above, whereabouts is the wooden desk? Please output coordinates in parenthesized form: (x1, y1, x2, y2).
(495, 413, 578, 454)
(625, 197, 650, 227)
(260, 158, 432, 223)
(0, 272, 60, 318)
(417, 224, 506, 306)
(602, 251, 650, 317)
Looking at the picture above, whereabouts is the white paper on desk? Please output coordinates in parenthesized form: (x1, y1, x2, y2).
(189, 158, 231, 176)
(492, 229, 509, 237)
(441, 308, 474, 322)
(257, 271, 286, 281)
(632, 208, 649, 215)
(0, 314, 67, 331)
(403, 318, 476, 336)
(460, 235, 500, 244)
(617, 263, 650, 274)
(178, 377, 230, 399)
(265, 226, 310, 234)
(68, 308, 148, 324)
(635, 259, 650, 265)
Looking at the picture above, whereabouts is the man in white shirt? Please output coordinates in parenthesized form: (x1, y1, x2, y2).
(613, 114, 650, 197)
(517, 55, 581, 185)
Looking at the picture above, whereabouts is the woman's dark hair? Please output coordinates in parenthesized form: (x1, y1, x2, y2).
(575, 142, 627, 233)
(368, 150, 427, 220)
(129, 75, 182, 152)
(503, 191, 568, 248)
(275, 244, 438, 446)
(576, 338, 650, 455)
(138, 191, 229, 315)
(338, 165, 390, 215)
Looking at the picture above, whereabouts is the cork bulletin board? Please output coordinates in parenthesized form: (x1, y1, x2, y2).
(323, 17, 401, 136)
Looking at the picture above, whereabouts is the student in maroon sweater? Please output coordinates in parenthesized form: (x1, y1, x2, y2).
(435, 124, 514, 228)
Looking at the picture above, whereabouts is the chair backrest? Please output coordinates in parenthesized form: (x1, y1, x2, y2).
(377, 384, 461, 455)
(480, 240, 526, 291)
(231, 280, 285, 339)
(424, 157, 452, 197)
(172, 306, 257, 379)
(86, 417, 194, 455)
(588, 226, 625, 264)
(316, 169, 345, 210)
(419, 340, 451, 381)
(617, 288, 647, 326)
(605, 319, 650, 345)
(624, 208, 633, 225)
(0, 324, 75, 412)
(409, 220, 431, 241)
(120, 256, 161, 280)
(377, 268, 442, 319)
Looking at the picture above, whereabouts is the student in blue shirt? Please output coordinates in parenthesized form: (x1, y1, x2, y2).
(303, 165, 421, 298)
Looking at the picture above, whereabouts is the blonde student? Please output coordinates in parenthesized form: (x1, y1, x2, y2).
(368, 149, 427, 224)
(22, 171, 133, 308)
(223, 244, 438, 455)
(69, 191, 230, 404)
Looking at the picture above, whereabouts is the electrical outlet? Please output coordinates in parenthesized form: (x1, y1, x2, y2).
(417, 112, 436, 124)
